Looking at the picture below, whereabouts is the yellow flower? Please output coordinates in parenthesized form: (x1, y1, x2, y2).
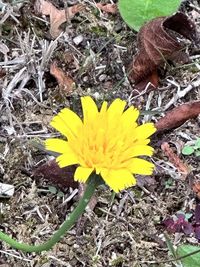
(45, 96, 156, 192)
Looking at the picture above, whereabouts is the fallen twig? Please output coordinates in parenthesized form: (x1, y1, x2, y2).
(161, 142, 189, 180)
(156, 101, 200, 132)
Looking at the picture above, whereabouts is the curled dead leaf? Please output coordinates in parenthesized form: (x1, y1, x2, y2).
(129, 12, 197, 92)
(161, 142, 189, 179)
(35, 0, 84, 38)
(96, 3, 117, 14)
(50, 61, 75, 94)
(156, 101, 200, 132)
(131, 70, 159, 95)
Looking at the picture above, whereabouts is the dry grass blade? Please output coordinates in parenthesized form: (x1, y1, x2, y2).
(164, 76, 200, 110)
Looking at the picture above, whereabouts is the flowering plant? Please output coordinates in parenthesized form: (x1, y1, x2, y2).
(46, 96, 156, 192)
(0, 96, 155, 252)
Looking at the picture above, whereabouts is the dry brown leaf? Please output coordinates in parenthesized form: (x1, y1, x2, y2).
(50, 61, 75, 94)
(132, 70, 159, 95)
(161, 142, 189, 179)
(156, 101, 200, 132)
(0, 68, 6, 78)
(33, 159, 78, 191)
(96, 3, 117, 14)
(129, 12, 197, 92)
(35, 0, 84, 38)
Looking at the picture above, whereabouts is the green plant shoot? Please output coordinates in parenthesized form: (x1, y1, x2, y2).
(118, 0, 182, 32)
(182, 138, 200, 157)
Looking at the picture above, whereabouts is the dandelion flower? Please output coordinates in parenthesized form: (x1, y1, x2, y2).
(45, 96, 156, 192)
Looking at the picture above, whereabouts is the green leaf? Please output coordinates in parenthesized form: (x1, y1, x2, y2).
(182, 146, 195, 155)
(185, 213, 193, 220)
(57, 191, 64, 198)
(48, 186, 57, 194)
(195, 150, 200, 157)
(177, 245, 200, 267)
(194, 138, 200, 149)
(118, 0, 182, 32)
(164, 178, 174, 189)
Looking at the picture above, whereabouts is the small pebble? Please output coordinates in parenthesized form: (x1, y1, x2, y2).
(73, 35, 83, 45)
(99, 74, 107, 82)
(93, 92, 100, 100)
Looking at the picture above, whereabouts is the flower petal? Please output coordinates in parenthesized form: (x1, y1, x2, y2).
(121, 106, 139, 126)
(134, 123, 156, 139)
(128, 158, 154, 175)
(118, 146, 154, 167)
(81, 96, 98, 123)
(106, 99, 127, 136)
(100, 168, 136, 192)
(56, 153, 79, 168)
(50, 108, 82, 139)
(123, 145, 154, 158)
(45, 138, 73, 154)
(74, 166, 93, 182)
(100, 101, 108, 114)
(107, 98, 126, 117)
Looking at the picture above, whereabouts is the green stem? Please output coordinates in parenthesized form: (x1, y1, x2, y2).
(0, 174, 101, 253)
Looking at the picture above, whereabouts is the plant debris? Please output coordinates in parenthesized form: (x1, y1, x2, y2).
(156, 101, 200, 132)
(193, 181, 200, 199)
(33, 160, 78, 191)
(129, 12, 197, 92)
(50, 61, 75, 94)
(0, 182, 14, 198)
(35, 0, 84, 38)
(0, 68, 6, 78)
(161, 142, 189, 179)
(96, 3, 118, 14)
(163, 204, 200, 241)
(163, 212, 193, 236)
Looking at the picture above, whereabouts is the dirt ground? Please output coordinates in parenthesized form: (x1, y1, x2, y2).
(0, 0, 200, 266)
